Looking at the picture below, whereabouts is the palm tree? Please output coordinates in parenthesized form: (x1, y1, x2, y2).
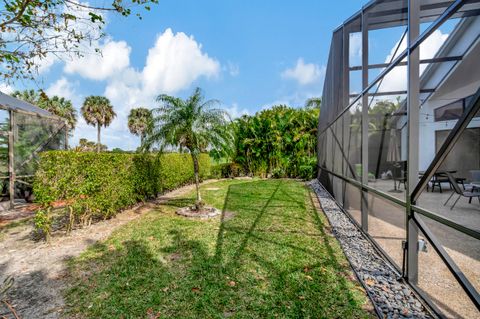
(145, 87, 231, 206)
(11, 89, 41, 104)
(41, 96, 78, 132)
(127, 107, 153, 146)
(12, 90, 78, 141)
(81, 96, 116, 153)
(305, 97, 322, 109)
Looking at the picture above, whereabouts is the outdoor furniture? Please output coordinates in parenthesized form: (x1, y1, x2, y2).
(470, 170, 480, 183)
(390, 161, 406, 192)
(443, 172, 480, 209)
(430, 170, 460, 193)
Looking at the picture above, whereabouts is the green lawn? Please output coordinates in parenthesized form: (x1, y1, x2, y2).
(65, 179, 373, 318)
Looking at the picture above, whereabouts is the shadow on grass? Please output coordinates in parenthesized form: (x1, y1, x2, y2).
(65, 179, 375, 318)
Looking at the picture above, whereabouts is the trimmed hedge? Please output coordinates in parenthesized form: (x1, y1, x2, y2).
(33, 151, 210, 236)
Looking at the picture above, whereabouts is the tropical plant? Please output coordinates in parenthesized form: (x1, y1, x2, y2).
(144, 87, 231, 207)
(305, 97, 322, 109)
(75, 138, 107, 152)
(81, 96, 116, 153)
(12, 89, 78, 132)
(128, 107, 153, 145)
(40, 96, 78, 132)
(233, 105, 318, 179)
(11, 89, 42, 104)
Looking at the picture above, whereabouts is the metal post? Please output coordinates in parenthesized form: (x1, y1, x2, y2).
(342, 26, 350, 207)
(406, 0, 420, 284)
(8, 110, 14, 209)
(361, 10, 369, 231)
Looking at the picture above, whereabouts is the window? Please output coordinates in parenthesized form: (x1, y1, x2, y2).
(434, 95, 478, 122)
(434, 99, 464, 121)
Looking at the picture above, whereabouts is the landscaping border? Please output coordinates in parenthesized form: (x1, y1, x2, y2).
(309, 180, 435, 319)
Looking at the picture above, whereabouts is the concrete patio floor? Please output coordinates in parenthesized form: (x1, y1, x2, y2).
(342, 179, 479, 319)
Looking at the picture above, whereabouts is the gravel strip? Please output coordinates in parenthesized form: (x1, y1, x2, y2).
(308, 180, 435, 319)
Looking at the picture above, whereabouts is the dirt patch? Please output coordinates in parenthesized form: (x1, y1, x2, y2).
(205, 187, 220, 191)
(222, 211, 236, 222)
(0, 181, 216, 319)
(176, 206, 221, 218)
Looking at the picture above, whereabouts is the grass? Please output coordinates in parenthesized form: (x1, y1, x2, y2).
(65, 179, 373, 318)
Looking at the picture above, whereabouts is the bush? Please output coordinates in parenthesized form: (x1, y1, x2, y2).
(210, 163, 244, 178)
(33, 151, 210, 238)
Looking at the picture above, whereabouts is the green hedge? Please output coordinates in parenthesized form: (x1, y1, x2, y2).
(33, 151, 210, 237)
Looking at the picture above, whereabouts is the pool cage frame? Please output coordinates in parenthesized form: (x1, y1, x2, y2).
(317, 0, 480, 316)
(0, 92, 68, 209)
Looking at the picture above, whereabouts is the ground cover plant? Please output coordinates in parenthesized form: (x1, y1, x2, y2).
(65, 179, 373, 318)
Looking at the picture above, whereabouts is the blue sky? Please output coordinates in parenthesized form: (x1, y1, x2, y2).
(1, 0, 453, 150)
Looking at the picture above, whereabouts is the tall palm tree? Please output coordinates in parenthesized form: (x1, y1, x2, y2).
(127, 107, 153, 146)
(145, 87, 231, 206)
(81, 96, 116, 152)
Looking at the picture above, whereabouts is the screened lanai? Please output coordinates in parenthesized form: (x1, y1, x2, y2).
(317, 0, 480, 318)
(0, 92, 67, 211)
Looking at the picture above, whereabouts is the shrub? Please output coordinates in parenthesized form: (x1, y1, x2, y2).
(33, 151, 210, 238)
(210, 163, 244, 178)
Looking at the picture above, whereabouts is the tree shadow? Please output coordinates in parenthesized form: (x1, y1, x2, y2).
(65, 179, 375, 318)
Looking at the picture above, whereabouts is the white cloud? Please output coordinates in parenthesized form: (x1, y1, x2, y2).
(46, 77, 75, 100)
(349, 33, 362, 66)
(281, 58, 324, 85)
(379, 30, 449, 93)
(142, 28, 220, 94)
(224, 103, 249, 119)
(70, 28, 221, 150)
(64, 39, 131, 80)
(0, 83, 14, 94)
(226, 62, 240, 77)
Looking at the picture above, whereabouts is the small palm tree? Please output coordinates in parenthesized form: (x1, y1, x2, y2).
(127, 107, 153, 146)
(145, 87, 231, 206)
(81, 96, 116, 153)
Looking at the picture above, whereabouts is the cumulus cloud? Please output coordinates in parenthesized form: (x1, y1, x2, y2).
(281, 58, 324, 85)
(379, 30, 449, 93)
(46, 77, 76, 100)
(142, 29, 220, 94)
(0, 83, 14, 94)
(70, 28, 222, 150)
(64, 39, 131, 80)
(349, 33, 362, 66)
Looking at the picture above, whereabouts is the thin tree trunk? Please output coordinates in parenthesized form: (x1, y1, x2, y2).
(192, 154, 201, 202)
(97, 124, 101, 153)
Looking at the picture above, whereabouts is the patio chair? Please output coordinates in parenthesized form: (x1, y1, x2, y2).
(392, 161, 406, 191)
(443, 172, 480, 210)
(431, 172, 450, 193)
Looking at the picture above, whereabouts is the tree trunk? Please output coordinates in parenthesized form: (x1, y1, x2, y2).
(192, 154, 201, 202)
(97, 124, 101, 153)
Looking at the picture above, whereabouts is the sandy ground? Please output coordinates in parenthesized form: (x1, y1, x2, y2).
(0, 182, 213, 319)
